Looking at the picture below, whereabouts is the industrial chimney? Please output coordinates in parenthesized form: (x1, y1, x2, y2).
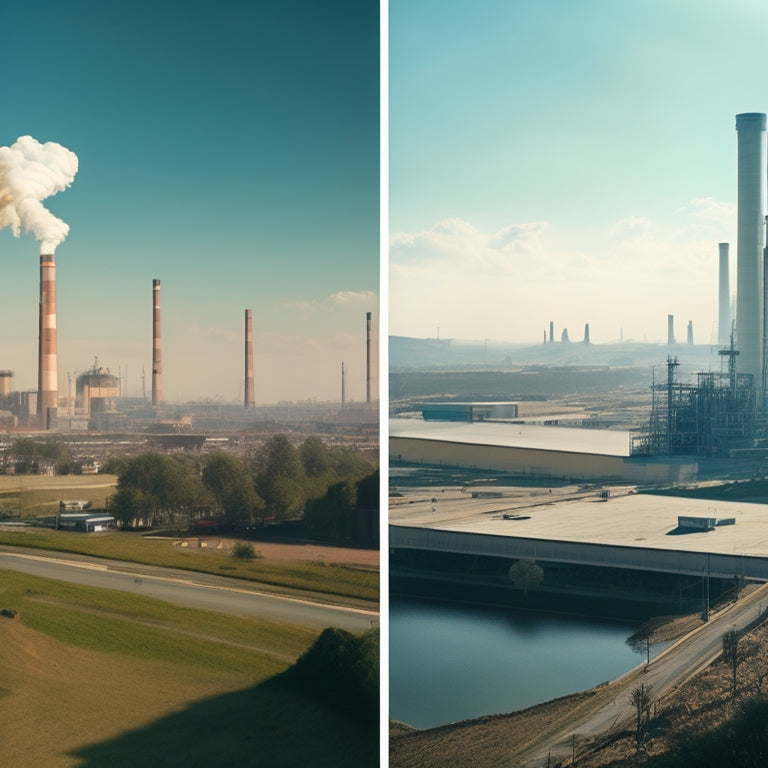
(341, 361, 346, 406)
(718, 243, 730, 347)
(667, 314, 675, 345)
(549, 321, 554, 343)
(244, 309, 255, 408)
(37, 254, 58, 428)
(687, 320, 694, 345)
(152, 279, 163, 407)
(735, 113, 767, 388)
(366, 311, 372, 404)
(583, 323, 590, 344)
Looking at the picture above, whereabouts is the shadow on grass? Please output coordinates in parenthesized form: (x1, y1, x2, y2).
(68, 675, 378, 768)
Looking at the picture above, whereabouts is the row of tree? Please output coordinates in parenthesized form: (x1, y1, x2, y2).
(104, 434, 377, 533)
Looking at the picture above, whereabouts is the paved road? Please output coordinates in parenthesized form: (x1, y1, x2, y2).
(0, 549, 378, 632)
(524, 581, 768, 766)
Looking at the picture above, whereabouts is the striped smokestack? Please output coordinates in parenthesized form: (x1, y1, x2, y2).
(366, 311, 372, 404)
(37, 254, 58, 428)
(244, 309, 255, 408)
(152, 279, 163, 406)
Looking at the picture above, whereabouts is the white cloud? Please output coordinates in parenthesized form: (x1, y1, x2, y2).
(390, 203, 735, 344)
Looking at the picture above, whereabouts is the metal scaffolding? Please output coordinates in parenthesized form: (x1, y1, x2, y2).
(632, 343, 756, 458)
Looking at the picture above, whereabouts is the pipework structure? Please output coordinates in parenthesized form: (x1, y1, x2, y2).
(151, 279, 163, 407)
(37, 254, 58, 428)
(632, 344, 756, 458)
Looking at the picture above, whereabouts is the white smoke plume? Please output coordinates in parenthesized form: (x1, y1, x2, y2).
(0, 135, 79, 254)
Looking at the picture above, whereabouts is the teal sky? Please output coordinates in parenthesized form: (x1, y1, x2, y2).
(390, 0, 768, 346)
(2, 0, 379, 403)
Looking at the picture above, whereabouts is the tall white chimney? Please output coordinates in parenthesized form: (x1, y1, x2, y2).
(735, 113, 767, 389)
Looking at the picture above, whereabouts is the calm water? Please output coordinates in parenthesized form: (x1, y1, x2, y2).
(390, 597, 651, 729)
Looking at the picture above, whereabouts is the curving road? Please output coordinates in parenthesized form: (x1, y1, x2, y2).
(0, 548, 378, 633)
(523, 581, 768, 766)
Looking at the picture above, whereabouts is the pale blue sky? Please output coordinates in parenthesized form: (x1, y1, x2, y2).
(390, 0, 768, 346)
(2, 0, 379, 403)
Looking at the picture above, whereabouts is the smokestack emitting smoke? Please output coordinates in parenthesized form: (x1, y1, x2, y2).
(38, 254, 58, 427)
(0, 136, 78, 429)
(0, 136, 78, 253)
(152, 279, 163, 407)
(366, 311, 372, 404)
(244, 309, 255, 408)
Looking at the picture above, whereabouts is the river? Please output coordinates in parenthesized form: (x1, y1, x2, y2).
(390, 596, 659, 729)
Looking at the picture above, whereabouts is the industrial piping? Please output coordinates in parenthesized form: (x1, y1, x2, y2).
(152, 279, 163, 406)
(244, 308, 255, 408)
(37, 254, 58, 428)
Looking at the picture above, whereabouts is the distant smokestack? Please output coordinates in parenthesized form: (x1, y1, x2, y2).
(718, 243, 730, 347)
(687, 320, 694, 345)
(341, 362, 346, 406)
(152, 279, 162, 407)
(549, 321, 554, 343)
(583, 323, 590, 344)
(244, 309, 255, 408)
(366, 311, 372, 404)
(0, 370, 12, 397)
(37, 254, 58, 428)
(667, 314, 675, 345)
(735, 113, 767, 387)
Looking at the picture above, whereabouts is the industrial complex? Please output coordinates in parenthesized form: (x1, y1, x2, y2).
(0, 256, 377, 437)
(390, 112, 768, 614)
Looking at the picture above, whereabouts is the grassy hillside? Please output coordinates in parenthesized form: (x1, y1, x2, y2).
(0, 569, 378, 767)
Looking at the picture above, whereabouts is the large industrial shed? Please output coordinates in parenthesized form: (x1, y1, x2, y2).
(390, 420, 692, 483)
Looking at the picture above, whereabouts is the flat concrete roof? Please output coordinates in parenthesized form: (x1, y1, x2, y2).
(390, 419, 632, 457)
(389, 485, 768, 559)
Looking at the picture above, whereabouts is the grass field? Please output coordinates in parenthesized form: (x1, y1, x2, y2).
(0, 474, 117, 517)
(0, 474, 379, 603)
(0, 570, 378, 767)
(0, 527, 379, 602)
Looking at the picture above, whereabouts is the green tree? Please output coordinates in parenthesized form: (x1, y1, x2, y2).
(508, 559, 544, 596)
(300, 436, 332, 478)
(107, 452, 210, 528)
(202, 451, 262, 524)
(255, 435, 306, 521)
(304, 480, 356, 540)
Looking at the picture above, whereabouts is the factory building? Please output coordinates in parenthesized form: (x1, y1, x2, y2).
(390, 419, 693, 484)
(420, 402, 518, 422)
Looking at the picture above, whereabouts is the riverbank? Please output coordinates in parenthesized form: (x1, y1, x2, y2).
(390, 584, 768, 767)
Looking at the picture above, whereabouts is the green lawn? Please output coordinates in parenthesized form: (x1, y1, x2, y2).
(0, 528, 379, 602)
